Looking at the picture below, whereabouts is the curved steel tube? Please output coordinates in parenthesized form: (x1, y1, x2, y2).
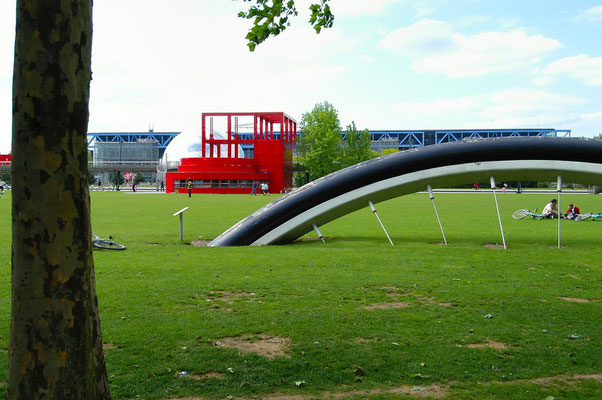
(209, 137, 602, 246)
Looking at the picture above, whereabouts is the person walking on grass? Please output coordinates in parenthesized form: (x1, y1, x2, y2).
(251, 180, 258, 195)
(187, 178, 193, 198)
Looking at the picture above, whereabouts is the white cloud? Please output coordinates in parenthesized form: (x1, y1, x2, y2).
(329, 0, 403, 17)
(378, 19, 562, 77)
(453, 15, 492, 28)
(389, 88, 587, 130)
(0, 1, 15, 153)
(414, 1, 436, 17)
(531, 75, 555, 86)
(88, 0, 352, 140)
(377, 19, 456, 55)
(575, 5, 602, 23)
(542, 54, 602, 85)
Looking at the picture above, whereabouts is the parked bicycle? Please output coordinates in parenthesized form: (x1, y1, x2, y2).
(512, 208, 546, 220)
(573, 213, 602, 221)
(92, 234, 126, 250)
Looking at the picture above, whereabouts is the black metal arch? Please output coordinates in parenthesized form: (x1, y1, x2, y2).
(209, 137, 602, 247)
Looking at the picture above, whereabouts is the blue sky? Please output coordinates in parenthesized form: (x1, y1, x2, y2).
(1, 0, 601, 154)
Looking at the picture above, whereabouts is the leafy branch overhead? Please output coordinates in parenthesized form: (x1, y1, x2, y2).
(238, 0, 334, 51)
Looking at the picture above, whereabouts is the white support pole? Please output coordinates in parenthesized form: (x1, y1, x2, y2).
(557, 175, 562, 249)
(427, 185, 447, 245)
(179, 214, 184, 240)
(172, 207, 190, 241)
(490, 176, 507, 250)
(369, 200, 394, 246)
(312, 224, 325, 243)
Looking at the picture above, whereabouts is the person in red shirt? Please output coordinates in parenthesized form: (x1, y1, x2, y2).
(566, 203, 580, 219)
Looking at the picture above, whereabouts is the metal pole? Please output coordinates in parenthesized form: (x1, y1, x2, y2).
(490, 176, 507, 250)
(312, 224, 325, 243)
(368, 200, 394, 246)
(557, 175, 562, 249)
(427, 185, 447, 245)
(179, 213, 184, 241)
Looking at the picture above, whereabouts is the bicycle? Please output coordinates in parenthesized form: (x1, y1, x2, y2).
(511, 208, 546, 220)
(574, 213, 602, 222)
(92, 234, 126, 250)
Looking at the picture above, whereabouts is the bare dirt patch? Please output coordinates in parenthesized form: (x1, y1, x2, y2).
(208, 306, 233, 312)
(191, 240, 211, 247)
(368, 288, 454, 308)
(559, 297, 598, 303)
(465, 340, 511, 350)
(531, 373, 602, 385)
(190, 372, 225, 380)
(478, 373, 602, 388)
(215, 335, 290, 359)
(148, 243, 163, 246)
(354, 337, 380, 343)
(363, 301, 411, 310)
(483, 243, 504, 249)
(412, 294, 454, 307)
(168, 374, 602, 400)
(377, 285, 400, 291)
(102, 342, 119, 351)
(325, 384, 447, 399)
(564, 274, 582, 280)
(207, 290, 257, 304)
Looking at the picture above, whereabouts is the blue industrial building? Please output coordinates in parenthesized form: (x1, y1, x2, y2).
(87, 128, 571, 160)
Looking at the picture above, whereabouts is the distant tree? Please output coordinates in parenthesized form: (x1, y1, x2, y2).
(114, 172, 125, 190)
(381, 148, 399, 156)
(1, 171, 11, 185)
(342, 122, 374, 167)
(297, 101, 343, 180)
(134, 173, 145, 185)
(594, 133, 602, 139)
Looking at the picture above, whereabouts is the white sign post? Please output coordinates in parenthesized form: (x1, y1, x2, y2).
(173, 207, 190, 241)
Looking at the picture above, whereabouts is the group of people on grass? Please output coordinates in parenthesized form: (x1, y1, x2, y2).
(542, 198, 581, 219)
(250, 180, 269, 196)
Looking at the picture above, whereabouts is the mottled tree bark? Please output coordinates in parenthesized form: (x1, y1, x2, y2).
(8, 1, 110, 399)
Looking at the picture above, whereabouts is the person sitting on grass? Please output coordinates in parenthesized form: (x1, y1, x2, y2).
(565, 203, 580, 220)
(543, 198, 559, 219)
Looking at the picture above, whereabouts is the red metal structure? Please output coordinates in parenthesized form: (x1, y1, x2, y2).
(0, 154, 11, 165)
(166, 112, 297, 194)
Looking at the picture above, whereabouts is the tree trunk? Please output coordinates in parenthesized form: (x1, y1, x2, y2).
(8, 1, 110, 399)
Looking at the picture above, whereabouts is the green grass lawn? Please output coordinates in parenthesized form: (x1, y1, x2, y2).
(0, 190, 600, 399)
